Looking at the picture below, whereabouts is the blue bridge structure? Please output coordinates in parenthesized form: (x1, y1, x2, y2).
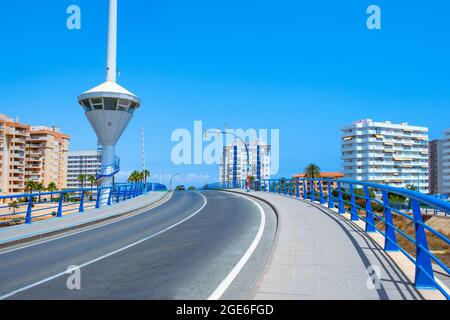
(208, 178, 450, 300)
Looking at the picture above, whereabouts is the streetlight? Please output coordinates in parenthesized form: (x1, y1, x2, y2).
(170, 173, 181, 190)
(204, 129, 251, 192)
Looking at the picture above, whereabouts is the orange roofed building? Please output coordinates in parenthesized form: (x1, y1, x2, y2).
(291, 172, 344, 194)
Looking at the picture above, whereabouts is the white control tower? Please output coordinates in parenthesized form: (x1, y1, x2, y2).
(77, 0, 140, 203)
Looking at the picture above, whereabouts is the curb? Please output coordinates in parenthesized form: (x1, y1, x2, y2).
(0, 191, 172, 250)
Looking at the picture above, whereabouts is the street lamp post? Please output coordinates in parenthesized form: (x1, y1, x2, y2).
(170, 173, 180, 190)
(204, 129, 251, 192)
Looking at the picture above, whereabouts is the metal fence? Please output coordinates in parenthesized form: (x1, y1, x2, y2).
(209, 178, 450, 299)
(0, 182, 166, 227)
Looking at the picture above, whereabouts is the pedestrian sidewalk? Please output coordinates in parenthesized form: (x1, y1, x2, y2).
(232, 190, 447, 300)
(0, 191, 169, 249)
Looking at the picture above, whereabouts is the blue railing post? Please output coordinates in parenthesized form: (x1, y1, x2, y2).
(319, 180, 325, 204)
(57, 192, 64, 218)
(327, 180, 334, 209)
(95, 188, 101, 209)
(303, 180, 307, 200)
(79, 190, 85, 213)
(116, 186, 121, 203)
(364, 186, 375, 232)
(349, 184, 359, 221)
(337, 181, 345, 214)
(411, 198, 435, 289)
(107, 187, 113, 206)
(310, 180, 315, 202)
(25, 195, 33, 224)
(382, 191, 398, 251)
(296, 180, 300, 198)
(123, 185, 128, 201)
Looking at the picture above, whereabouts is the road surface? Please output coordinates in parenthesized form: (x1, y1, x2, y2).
(0, 190, 276, 300)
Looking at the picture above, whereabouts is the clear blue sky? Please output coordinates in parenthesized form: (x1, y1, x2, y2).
(1, 0, 449, 186)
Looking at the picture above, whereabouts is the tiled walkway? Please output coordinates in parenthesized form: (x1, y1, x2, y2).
(233, 191, 447, 300)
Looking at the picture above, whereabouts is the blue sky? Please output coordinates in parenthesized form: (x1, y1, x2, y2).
(1, 1, 449, 186)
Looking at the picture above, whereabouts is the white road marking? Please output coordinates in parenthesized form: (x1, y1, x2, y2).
(0, 192, 174, 256)
(0, 192, 207, 300)
(208, 192, 266, 300)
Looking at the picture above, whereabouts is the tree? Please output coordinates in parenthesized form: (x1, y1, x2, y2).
(142, 169, 150, 185)
(47, 182, 58, 202)
(88, 175, 96, 189)
(25, 181, 37, 194)
(8, 201, 19, 214)
(304, 163, 321, 178)
(405, 184, 418, 192)
(77, 174, 86, 189)
(35, 182, 45, 203)
(188, 186, 196, 191)
(128, 170, 143, 183)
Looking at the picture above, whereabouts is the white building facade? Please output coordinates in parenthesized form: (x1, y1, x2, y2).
(443, 129, 450, 194)
(67, 150, 102, 189)
(219, 140, 271, 185)
(341, 119, 429, 193)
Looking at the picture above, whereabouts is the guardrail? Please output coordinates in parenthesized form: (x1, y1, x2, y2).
(208, 178, 450, 299)
(0, 182, 166, 228)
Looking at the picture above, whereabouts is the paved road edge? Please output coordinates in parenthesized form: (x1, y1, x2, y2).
(0, 191, 173, 250)
(218, 189, 281, 299)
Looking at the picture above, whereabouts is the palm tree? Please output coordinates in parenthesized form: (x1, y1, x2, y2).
(142, 169, 150, 185)
(88, 175, 96, 189)
(128, 170, 143, 183)
(304, 163, 321, 178)
(35, 182, 45, 203)
(8, 201, 19, 214)
(405, 184, 418, 191)
(47, 182, 58, 202)
(25, 180, 37, 194)
(77, 174, 86, 189)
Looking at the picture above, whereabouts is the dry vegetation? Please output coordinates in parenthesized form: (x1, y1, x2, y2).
(374, 214, 450, 267)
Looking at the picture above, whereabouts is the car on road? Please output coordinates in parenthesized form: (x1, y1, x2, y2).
(175, 185, 185, 191)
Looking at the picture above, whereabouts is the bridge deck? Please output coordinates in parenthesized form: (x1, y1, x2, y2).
(0, 192, 168, 248)
(233, 191, 443, 300)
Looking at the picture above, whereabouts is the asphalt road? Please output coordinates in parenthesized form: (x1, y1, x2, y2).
(0, 190, 276, 300)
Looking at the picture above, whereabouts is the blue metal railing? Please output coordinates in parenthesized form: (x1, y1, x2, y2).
(96, 156, 120, 180)
(0, 182, 165, 228)
(210, 178, 450, 299)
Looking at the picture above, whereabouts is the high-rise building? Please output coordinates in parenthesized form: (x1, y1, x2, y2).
(429, 139, 444, 195)
(0, 114, 70, 195)
(219, 140, 271, 185)
(0, 114, 29, 194)
(443, 129, 450, 194)
(26, 126, 70, 190)
(67, 150, 102, 189)
(341, 119, 429, 192)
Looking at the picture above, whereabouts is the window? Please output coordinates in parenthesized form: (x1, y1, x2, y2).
(104, 98, 118, 110)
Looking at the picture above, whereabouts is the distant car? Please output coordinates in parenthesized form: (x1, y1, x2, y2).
(175, 185, 185, 191)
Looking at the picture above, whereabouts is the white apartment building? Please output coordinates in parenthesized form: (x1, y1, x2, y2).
(219, 140, 271, 184)
(341, 119, 429, 193)
(443, 129, 450, 194)
(67, 150, 102, 189)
